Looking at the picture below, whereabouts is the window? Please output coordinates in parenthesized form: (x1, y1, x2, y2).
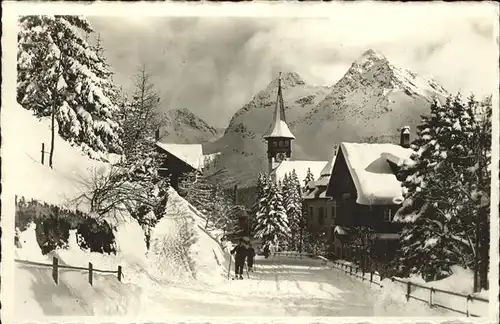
(384, 208, 392, 222)
(318, 207, 325, 226)
(331, 201, 337, 220)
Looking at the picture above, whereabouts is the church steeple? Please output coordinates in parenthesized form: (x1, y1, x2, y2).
(264, 72, 295, 174)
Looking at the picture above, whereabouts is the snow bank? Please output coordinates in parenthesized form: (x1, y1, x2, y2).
(14, 224, 143, 319)
(148, 188, 230, 286)
(373, 266, 489, 317)
(373, 278, 449, 316)
(14, 223, 46, 262)
(3, 104, 114, 212)
(15, 261, 142, 318)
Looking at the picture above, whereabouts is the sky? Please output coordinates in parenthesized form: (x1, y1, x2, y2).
(88, 3, 498, 128)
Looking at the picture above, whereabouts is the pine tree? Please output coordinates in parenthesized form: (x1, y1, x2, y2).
(251, 172, 268, 236)
(283, 170, 303, 251)
(119, 64, 165, 161)
(254, 177, 291, 250)
(395, 95, 491, 282)
(17, 16, 123, 157)
(117, 65, 169, 247)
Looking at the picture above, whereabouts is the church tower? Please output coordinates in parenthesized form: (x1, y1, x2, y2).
(264, 72, 296, 174)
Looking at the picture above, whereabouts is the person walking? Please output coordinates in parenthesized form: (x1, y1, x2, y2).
(246, 243, 256, 272)
(230, 239, 248, 279)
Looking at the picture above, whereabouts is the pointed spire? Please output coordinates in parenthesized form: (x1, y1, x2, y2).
(264, 72, 295, 139)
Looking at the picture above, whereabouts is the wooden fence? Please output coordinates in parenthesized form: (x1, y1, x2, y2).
(274, 251, 489, 317)
(15, 256, 122, 286)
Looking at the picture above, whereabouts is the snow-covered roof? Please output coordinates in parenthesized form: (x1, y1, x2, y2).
(340, 142, 413, 205)
(271, 160, 328, 186)
(315, 148, 337, 187)
(264, 73, 295, 140)
(303, 148, 337, 200)
(156, 142, 204, 171)
(264, 120, 295, 139)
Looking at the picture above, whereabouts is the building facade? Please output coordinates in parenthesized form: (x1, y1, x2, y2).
(302, 148, 337, 244)
(325, 127, 413, 267)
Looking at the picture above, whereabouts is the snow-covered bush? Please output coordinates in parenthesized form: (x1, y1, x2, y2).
(15, 196, 117, 255)
(76, 214, 116, 254)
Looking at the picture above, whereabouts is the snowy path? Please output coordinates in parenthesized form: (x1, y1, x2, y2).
(142, 255, 376, 316)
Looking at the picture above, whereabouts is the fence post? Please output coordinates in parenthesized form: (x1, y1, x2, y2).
(370, 271, 373, 283)
(117, 265, 122, 282)
(52, 256, 59, 285)
(429, 287, 434, 307)
(349, 265, 352, 275)
(466, 295, 471, 317)
(88, 262, 93, 286)
(406, 282, 411, 301)
(41, 143, 45, 165)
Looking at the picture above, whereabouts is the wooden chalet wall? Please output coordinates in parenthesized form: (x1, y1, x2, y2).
(157, 147, 196, 190)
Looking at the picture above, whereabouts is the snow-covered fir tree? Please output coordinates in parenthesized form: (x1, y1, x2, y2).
(251, 172, 269, 235)
(116, 65, 170, 249)
(283, 170, 303, 251)
(254, 177, 291, 251)
(395, 94, 492, 285)
(17, 16, 123, 156)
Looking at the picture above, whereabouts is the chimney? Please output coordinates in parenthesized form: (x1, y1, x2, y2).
(155, 129, 161, 142)
(400, 126, 410, 148)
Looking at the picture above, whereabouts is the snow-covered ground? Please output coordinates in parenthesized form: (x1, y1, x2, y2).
(376, 266, 490, 317)
(140, 255, 376, 316)
(327, 259, 490, 317)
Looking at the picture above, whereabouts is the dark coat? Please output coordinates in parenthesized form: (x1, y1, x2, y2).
(247, 247, 255, 260)
(231, 244, 247, 262)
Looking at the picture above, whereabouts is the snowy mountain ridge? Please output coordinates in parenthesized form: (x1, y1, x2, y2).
(347, 49, 448, 100)
(160, 108, 223, 144)
(207, 49, 450, 187)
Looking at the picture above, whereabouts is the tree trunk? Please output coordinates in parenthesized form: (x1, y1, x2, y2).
(479, 206, 489, 290)
(49, 101, 56, 168)
(474, 215, 480, 292)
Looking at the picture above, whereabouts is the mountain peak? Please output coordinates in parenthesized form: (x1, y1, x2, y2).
(171, 107, 194, 116)
(267, 71, 305, 90)
(351, 49, 390, 73)
(359, 49, 387, 62)
(342, 49, 448, 99)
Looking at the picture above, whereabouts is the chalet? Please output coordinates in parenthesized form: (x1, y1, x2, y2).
(155, 138, 204, 190)
(325, 127, 413, 265)
(302, 147, 337, 243)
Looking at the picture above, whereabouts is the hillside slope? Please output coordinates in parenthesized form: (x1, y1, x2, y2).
(5, 103, 232, 319)
(159, 108, 222, 144)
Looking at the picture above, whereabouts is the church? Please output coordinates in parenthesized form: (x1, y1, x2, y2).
(263, 72, 328, 185)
